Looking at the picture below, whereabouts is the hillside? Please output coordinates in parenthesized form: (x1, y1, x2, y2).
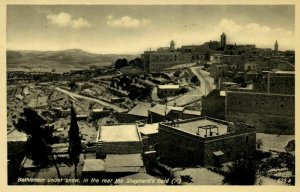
(7, 49, 138, 72)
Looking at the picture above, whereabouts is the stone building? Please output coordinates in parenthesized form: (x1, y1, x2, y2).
(115, 102, 152, 123)
(209, 64, 229, 80)
(267, 70, 294, 95)
(158, 117, 256, 167)
(238, 62, 259, 71)
(137, 123, 159, 151)
(116, 102, 200, 124)
(202, 90, 225, 119)
(141, 40, 192, 72)
(91, 108, 111, 119)
(53, 107, 71, 118)
(157, 84, 181, 97)
(96, 124, 143, 155)
(149, 104, 184, 123)
(225, 91, 294, 134)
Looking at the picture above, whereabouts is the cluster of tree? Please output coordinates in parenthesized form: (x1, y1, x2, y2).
(114, 57, 143, 70)
(110, 75, 133, 89)
(114, 58, 128, 69)
(173, 70, 181, 77)
(128, 86, 152, 100)
(15, 105, 83, 179)
(180, 87, 189, 94)
(15, 108, 61, 176)
(110, 75, 152, 101)
(15, 108, 60, 166)
(191, 75, 200, 85)
(129, 58, 142, 68)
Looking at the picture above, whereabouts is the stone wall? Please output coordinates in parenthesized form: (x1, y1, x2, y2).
(158, 126, 205, 166)
(203, 132, 256, 166)
(101, 141, 143, 154)
(202, 94, 225, 120)
(268, 72, 294, 95)
(114, 113, 148, 124)
(225, 91, 295, 134)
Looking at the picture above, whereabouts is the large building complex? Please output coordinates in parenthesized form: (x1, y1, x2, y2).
(141, 40, 192, 72)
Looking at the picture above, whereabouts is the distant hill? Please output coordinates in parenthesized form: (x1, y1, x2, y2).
(7, 49, 138, 72)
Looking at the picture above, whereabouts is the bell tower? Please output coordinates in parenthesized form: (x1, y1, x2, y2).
(274, 40, 278, 52)
(220, 33, 226, 50)
(170, 40, 175, 51)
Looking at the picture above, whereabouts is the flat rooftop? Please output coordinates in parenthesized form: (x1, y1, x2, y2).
(149, 104, 184, 116)
(7, 130, 27, 142)
(83, 159, 105, 172)
(105, 154, 144, 173)
(138, 123, 159, 135)
(98, 124, 141, 142)
(182, 110, 201, 116)
(164, 118, 229, 138)
(273, 70, 295, 74)
(158, 84, 180, 89)
(92, 108, 103, 113)
(128, 102, 152, 117)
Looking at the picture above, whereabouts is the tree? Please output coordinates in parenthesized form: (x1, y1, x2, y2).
(115, 58, 128, 69)
(180, 87, 189, 94)
(191, 76, 200, 85)
(285, 140, 295, 153)
(68, 81, 78, 91)
(16, 108, 61, 177)
(223, 159, 257, 185)
(128, 57, 142, 68)
(134, 57, 142, 68)
(68, 104, 82, 179)
(174, 70, 181, 77)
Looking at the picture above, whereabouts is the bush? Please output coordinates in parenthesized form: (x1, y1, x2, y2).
(173, 70, 181, 77)
(223, 159, 257, 185)
(285, 140, 295, 153)
(180, 87, 189, 94)
(254, 150, 271, 160)
(191, 76, 200, 85)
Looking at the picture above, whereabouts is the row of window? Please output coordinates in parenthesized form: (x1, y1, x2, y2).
(159, 90, 178, 95)
(234, 100, 292, 107)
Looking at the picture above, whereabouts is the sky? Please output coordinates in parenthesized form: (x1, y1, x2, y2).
(7, 5, 295, 54)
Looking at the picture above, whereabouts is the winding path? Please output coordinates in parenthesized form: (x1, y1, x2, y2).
(190, 66, 216, 96)
(55, 87, 127, 113)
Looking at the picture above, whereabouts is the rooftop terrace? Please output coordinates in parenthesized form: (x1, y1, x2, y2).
(162, 117, 231, 138)
(97, 124, 141, 142)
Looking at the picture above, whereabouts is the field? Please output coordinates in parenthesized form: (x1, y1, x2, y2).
(257, 133, 294, 152)
(7, 49, 137, 73)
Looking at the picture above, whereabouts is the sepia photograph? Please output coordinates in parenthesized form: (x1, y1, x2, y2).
(5, 2, 296, 188)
